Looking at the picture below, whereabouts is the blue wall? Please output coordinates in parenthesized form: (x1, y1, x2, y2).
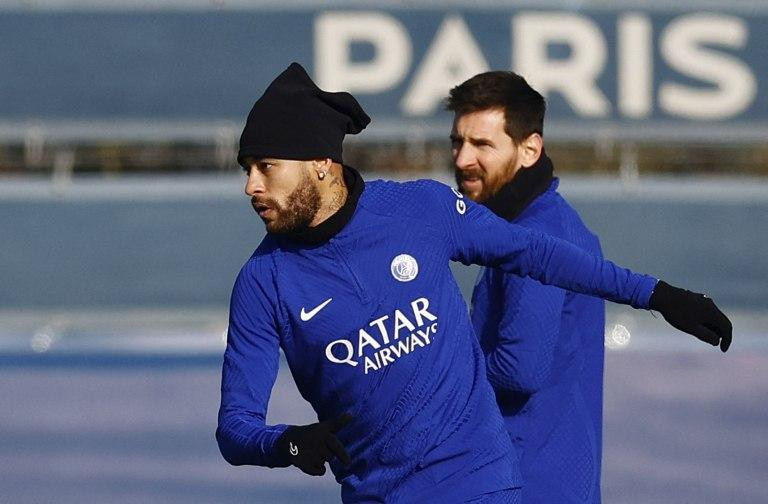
(1, 177, 765, 309)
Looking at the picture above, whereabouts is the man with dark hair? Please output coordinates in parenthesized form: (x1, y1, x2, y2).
(447, 71, 719, 503)
(215, 63, 731, 503)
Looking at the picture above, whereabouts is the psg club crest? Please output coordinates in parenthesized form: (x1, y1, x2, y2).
(390, 254, 418, 282)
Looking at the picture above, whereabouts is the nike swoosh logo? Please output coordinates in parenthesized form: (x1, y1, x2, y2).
(300, 298, 333, 321)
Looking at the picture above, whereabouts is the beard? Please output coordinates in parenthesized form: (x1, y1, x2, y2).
(454, 161, 515, 203)
(255, 171, 322, 234)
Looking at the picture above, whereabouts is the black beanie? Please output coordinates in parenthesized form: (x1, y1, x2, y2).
(238, 62, 371, 167)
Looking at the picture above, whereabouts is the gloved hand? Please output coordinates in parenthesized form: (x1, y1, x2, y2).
(277, 413, 353, 476)
(649, 280, 732, 352)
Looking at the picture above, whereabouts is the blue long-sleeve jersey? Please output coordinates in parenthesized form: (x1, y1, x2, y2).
(216, 178, 656, 503)
(472, 179, 606, 503)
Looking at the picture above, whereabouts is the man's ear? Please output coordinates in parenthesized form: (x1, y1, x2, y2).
(519, 133, 543, 168)
(312, 158, 333, 179)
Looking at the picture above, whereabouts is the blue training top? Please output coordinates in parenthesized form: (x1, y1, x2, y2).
(472, 179, 606, 503)
(216, 178, 656, 503)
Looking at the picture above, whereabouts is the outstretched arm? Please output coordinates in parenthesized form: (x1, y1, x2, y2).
(427, 181, 732, 351)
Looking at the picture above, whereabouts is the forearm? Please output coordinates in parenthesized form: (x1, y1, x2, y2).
(513, 229, 657, 309)
(485, 349, 546, 395)
(216, 411, 290, 467)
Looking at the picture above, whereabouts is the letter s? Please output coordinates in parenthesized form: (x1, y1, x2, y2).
(659, 13, 756, 119)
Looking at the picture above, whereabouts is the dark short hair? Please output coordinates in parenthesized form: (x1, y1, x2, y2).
(446, 71, 546, 144)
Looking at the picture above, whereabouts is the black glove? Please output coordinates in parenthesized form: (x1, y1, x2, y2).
(649, 280, 732, 352)
(277, 413, 353, 476)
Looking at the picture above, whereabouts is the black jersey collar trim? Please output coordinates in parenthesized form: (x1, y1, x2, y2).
(481, 150, 554, 222)
(284, 165, 364, 245)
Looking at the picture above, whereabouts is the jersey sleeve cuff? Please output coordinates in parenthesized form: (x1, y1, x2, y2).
(635, 276, 659, 310)
(257, 423, 291, 467)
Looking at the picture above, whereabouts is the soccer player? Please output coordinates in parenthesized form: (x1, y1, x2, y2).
(215, 63, 731, 503)
(447, 71, 731, 503)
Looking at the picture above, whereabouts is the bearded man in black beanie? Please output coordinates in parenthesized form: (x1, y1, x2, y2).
(215, 63, 731, 504)
(236, 62, 369, 240)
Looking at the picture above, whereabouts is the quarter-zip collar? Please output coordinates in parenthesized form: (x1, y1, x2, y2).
(481, 150, 554, 222)
(283, 165, 364, 245)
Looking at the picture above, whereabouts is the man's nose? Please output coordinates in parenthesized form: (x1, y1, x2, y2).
(454, 143, 477, 170)
(244, 170, 265, 197)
